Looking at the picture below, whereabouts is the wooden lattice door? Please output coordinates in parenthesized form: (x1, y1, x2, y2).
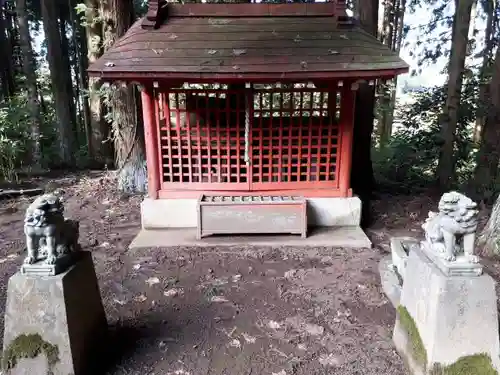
(250, 85, 341, 191)
(158, 87, 250, 191)
(158, 84, 341, 193)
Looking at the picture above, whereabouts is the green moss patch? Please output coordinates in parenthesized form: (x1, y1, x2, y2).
(397, 305, 427, 368)
(430, 354, 498, 375)
(2, 333, 59, 374)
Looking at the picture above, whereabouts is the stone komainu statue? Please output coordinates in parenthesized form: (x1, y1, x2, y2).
(24, 194, 80, 265)
(422, 191, 479, 263)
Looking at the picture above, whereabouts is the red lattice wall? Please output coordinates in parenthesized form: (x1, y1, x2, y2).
(154, 82, 352, 197)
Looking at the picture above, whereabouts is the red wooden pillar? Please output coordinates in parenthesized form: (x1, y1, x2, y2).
(338, 84, 355, 197)
(141, 86, 161, 199)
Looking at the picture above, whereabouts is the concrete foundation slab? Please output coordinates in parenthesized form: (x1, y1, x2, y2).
(394, 247, 500, 373)
(129, 226, 371, 249)
(2, 251, 108, 375)
(141, 196, 362, 229)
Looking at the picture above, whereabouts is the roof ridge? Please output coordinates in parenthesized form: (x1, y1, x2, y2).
(142, 2, 349, 30)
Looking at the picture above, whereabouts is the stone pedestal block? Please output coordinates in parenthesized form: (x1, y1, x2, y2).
(393, 248, 500, 374)
(2, 251, 108, 375)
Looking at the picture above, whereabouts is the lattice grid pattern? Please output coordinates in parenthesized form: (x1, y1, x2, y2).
(158, 89, 247, 185)
(252, 86, 340, 184)
(157, 83, 342, 190)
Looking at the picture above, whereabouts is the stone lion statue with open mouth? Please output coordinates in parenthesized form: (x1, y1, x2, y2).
(23, 193, 80, 265)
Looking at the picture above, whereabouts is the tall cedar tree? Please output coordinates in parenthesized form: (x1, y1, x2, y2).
(471, 45, 500, 198)
(351, 0, 379, 226)
(16, 0, 42, 168)
(101, 0, 146, 191)
(377, 0, 406, 148)
(478, 45, 500, 257)
(474, 0, 496, 142)
(41, 0, 77, 165)
(0, 1, 15, 100)
(436, 0, 475, 190)
(87, 0, 114, 167)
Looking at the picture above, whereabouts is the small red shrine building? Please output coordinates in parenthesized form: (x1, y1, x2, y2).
(88, 0, 408, 235)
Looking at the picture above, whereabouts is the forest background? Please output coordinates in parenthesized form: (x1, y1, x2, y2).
(2, 0, 500, 251)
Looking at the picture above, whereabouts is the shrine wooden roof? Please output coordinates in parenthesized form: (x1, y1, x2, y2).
(87, 2, 409, 81)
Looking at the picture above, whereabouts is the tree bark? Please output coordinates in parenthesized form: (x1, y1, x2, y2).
(101, 0, 146, 192)
(470, 46, 500, 199)
(474, 0, 496, 142)
(59, 14, 79, 145)
(0, 3, 15, 100)
(87, 0, 113, 167)
(41, 0, 76, 166)
(351, 0, 379, 227)
(376, 0, 406, 148)
(16, 0, 42, 168)
(436, 0, 475, 190)
(478, 193, 500, 256)
(71, 0, 92, 158)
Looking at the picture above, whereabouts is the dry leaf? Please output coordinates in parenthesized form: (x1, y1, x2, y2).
(319, 353, 341, 367)
(146, 277, 160, 286)
(164, 288, 183, 297)
(242, 333, 256, 343)
(134, 294, 147, 302)
(268, 320, 281, 329)
(229, 339, 241, 348)
(208, 49, 218, 55)
(210, 296, 229, 303)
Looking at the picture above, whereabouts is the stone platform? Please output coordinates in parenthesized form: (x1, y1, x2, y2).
(393, 247, 500, 374)
(2, 251, 108, 375)
(129, 225, 372, 249)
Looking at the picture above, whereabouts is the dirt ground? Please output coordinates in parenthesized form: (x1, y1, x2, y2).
(0, 172, 495, 375)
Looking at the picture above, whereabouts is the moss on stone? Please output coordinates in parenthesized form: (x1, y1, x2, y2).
(2, 333, 59, 374)
(397, 305, 427, 368)
(430, 354, 498, 375)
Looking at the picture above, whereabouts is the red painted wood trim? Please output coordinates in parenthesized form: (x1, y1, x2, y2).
(338, 84, 355, 197)
(142, 88, 161, 199)
(158, 188, 347, 199)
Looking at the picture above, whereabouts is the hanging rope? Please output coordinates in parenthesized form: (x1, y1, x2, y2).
(244, 85, 251, 165)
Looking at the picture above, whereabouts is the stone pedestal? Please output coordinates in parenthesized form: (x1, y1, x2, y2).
(393, 248, 500, 374)
(2, 251, 108, 375)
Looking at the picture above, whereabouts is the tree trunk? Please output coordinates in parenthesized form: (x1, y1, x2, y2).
(474, 0, 496, 142)
(16, 0, 42, 169)
(102, 0, 146, 192)
(436, 0, 475, 190)
(478, 193, 500, 255)
(41, 0, 76, 166)
(470, 46, 500, 200)
(377, 0, 406, 147)
(58, 14, 79, 145)
(6, 1, 20, 84)
(0, 3, 15, 100)
(71, 0, 92, 158)
(87, 0, 113, 167)
(351, 0, 379, 227)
